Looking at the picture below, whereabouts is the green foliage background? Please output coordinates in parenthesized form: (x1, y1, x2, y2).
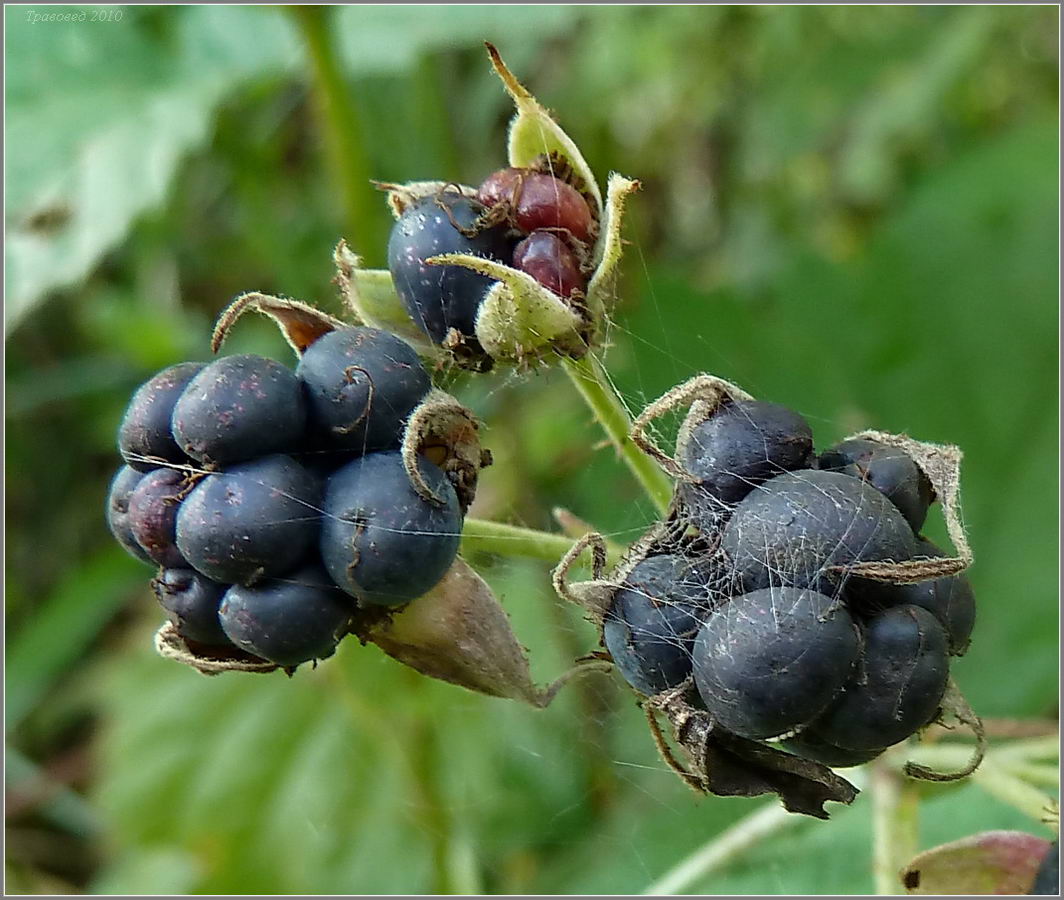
(5, 5, 1058, 894)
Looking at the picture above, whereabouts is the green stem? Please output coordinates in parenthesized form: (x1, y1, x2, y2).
(641, 802, 800, 895)
(871, 757, 920, 895)
(462, 517, 624, 567)
(562, 354, 673, 513)
(973, 760, 1059, 825)
(289, 6, 386, 263)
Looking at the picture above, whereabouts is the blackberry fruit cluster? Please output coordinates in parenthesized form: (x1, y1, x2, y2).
(387, 162, 598, 358)
(559, 374, 977, 781)
(107, 325, 473, 670)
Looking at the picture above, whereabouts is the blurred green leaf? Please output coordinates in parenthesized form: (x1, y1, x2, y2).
(332, 5, 580, 75)
(5, 746, 102, 838)
(6, 548, 144, 731)
(90, 847, 201, 895)
(4, 5, 301, 330)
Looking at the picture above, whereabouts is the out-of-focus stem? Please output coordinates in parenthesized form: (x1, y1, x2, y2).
(973, 760, 1060, 824)
(641, 801, 800, 895)
(562, 353, 673, 514)
(871, 757, 920, 895)
(289, 6, 386, 262)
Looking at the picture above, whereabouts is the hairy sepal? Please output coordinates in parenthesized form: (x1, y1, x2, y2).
(211, 291, 343, 357)
(333, 240, 440, 356)
(154, 621, 281, 676)
(400, 388, 489, 513)
(423, 253, 586, 364)
(487, 42, 602, 218)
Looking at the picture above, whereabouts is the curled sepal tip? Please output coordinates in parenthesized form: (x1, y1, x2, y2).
(361, 557, 590, 707)
(629, 373, 757, 481)
(400, 388, 489, 513)
(904, 678, 986, 782)
(211, 291, 343, 357)
(154, 621, 280, 676)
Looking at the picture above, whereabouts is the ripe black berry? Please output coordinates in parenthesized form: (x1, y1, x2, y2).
(512, 231, 585, 299)
(807, 604, 949, 751)
(387, 192, 514, 343)
(118, 362, 204, 472)
(678, 399, 815, 531)
(720, 469, 918, 595)
(152, 568, 232, 647)
(296, 327, 430, 453)
(171, 354, 306, 466)
(602, 554, 715, 696)
(779, 731, 883, 769)
(1031, 841, 1059, 895)
(320, 451, 462, 606)
(175, 454, 322, 585)
(871, 538, 976, 655)
(692, 586, 861, 740)
(106, 465, 153, 564)
(818, 438, 934, 532)
(219, 562, 354, 667)
(128, 467, 189, 568)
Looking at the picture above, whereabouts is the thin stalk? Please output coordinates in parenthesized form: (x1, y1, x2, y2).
(562, 353, 673, 513)
(543, 589, 618, 815)
(462, 518, 624, 567)
(641, 802, 800, 895)
(1002, 761, 1061, 789)
(994, 734, 1060, 762)
(871, 758, 920, 895)
(289, 6, 387, 262)
(972, 760, 1059, 825)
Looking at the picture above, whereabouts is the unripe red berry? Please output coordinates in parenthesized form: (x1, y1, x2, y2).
(477, 167, 595, 244)
(477, 167, 525, 209)
(513, 231, 586, 299)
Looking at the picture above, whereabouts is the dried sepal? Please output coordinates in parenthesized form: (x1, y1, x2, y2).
(903, 678, 986, 782)
(374, 180, 478, 220)
(485, 42, 602, 218)
(211, 291, 344, 357)
(424, 252, 587, 364)
(154, 621, 279, 676)
(359, 556, 594, 707)
(629, 373, 756, 480)
(840, 429, 972, 584)
(332, 240, 439, 355)
(550, 532, 614, 620)
(646, 682, 859, 819)
(552, 505, 690, 627)
(400, 388, 488, 513)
